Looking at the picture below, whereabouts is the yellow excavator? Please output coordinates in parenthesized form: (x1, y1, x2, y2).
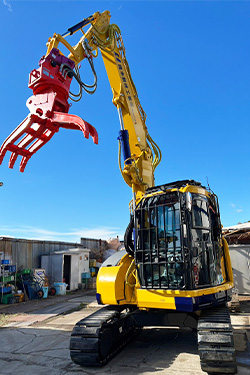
(0, 11, 237, 374)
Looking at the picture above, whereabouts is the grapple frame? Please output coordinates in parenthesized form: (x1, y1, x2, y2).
(0, 48, 98, 172)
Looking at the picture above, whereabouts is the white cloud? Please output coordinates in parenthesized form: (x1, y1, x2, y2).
(0, 225, 124, 242)
(3, 0, 12, 12)
(231, 203, 243, 214)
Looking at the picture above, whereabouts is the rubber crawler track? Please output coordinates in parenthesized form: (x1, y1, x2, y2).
(198, 305, 237, 374)
(70, 305, 140, 366)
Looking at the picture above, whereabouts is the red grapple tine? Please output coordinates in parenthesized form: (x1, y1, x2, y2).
(9, 134, 33, 169)
(9, 118, 55, 168)
(0, 114, 60, 172)
(88, 123, 99, 145)
(20, 128, 55, 172)
(0, 109, 98, 172)
(0, 115, 35, 166)
(51, 112, 98, 145)
(9, 124, 47, 169)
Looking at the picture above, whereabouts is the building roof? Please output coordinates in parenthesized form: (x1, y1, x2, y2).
(223, 222, 250, 231)
(223, 222, 250, 245)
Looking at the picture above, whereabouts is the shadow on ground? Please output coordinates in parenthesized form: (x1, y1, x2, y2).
(0, 326, 202, 375)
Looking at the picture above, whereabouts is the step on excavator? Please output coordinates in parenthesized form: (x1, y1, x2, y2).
(0, 11, 237, 374)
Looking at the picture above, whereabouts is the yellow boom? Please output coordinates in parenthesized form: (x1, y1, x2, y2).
(46, 10, 161, 204)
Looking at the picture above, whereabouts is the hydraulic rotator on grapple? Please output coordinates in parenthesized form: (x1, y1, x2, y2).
(0, 47, 98, 172)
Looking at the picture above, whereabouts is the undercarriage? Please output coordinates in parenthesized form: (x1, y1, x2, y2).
(70, 304, 237, 373)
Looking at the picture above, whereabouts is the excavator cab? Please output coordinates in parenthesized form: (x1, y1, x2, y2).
(135, 180, 226, 294)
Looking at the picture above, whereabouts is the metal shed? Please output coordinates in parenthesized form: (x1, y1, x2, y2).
(41, 248, 90, 290)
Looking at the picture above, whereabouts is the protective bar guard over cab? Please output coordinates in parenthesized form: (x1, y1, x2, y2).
(0, 48, 98, 172)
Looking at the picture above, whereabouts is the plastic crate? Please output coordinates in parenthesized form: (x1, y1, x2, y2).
(0, 293, 13, 304)
(42, 287, 48, 298)
(20, 269, 32, 275)
(82, 272, 91, 279)
(54, 282, 67, 295)
(89, 259, 96, 267)
(0, 275, 14, 283)
(0, 286, 12, 294)
(3, 265, 16, 272)
(1, 260, 9, 265)
(8, 265, 17, 273)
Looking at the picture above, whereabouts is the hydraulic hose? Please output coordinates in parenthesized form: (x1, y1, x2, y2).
(124, 215, 134, 256)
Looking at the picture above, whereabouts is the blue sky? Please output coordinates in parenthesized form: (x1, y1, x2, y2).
(0, 0, 249, 242)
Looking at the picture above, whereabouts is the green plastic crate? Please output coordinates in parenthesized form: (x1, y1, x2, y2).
(20, 269, 32, 275)
(0, 275, 14, 283)
(0, 293, 13, 304)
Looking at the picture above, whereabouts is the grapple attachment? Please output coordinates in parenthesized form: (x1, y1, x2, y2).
(0, 48, 98, 172)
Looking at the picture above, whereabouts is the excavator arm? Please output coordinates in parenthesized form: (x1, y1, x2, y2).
(0, 10, 161, 203)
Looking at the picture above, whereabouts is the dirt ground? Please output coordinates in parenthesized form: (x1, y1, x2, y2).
(0, 291, 249, 375)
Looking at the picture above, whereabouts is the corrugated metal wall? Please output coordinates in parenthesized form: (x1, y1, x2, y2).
(81, 237, 106, 249)
(0, 237, 87, 269)
(229, 244, 250, 295)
